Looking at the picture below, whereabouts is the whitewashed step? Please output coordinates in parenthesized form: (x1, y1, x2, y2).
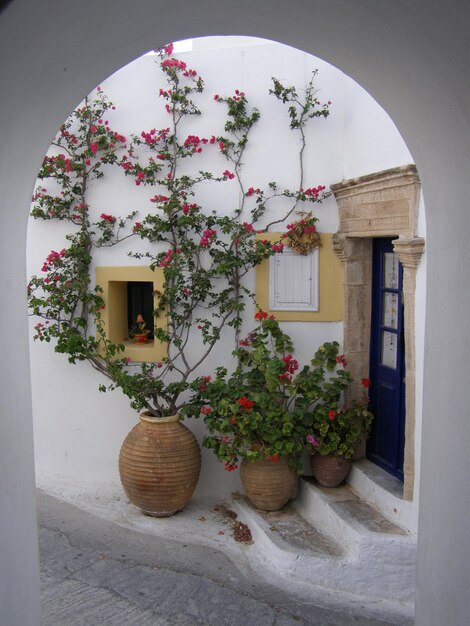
(296, 478, 416, 565)
(230, 484, 416, 622)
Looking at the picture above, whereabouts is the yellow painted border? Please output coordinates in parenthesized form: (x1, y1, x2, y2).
(255, 233, 343, 321)
(96, 266, 167, 362)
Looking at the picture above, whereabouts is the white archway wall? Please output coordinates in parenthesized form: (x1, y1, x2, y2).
(2, 3, 470, 626)
(27, 38, 417, 502)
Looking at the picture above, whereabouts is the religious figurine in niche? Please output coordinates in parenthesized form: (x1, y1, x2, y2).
(129, 313, 150, 343)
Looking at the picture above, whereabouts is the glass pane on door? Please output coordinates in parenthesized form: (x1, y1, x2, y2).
(382, 292, 399, 329)
(381, 330, 398, 368)
(383, 252, 399, 288)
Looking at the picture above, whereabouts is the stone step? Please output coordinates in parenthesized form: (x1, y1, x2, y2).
(295, 478, 416, 563)
(230, 481, 417, 620)
(232, 495, 345, 559)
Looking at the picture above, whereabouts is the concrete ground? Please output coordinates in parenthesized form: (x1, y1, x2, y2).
(38, 490, 405, 626)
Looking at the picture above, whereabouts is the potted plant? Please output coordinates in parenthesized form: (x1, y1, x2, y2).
(129, 313, 151, 343)
(200, 315, 305, 510)
(304, 346, 374, 487)
(28, 44, 332, 515)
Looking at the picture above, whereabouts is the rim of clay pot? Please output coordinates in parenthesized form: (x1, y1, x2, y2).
(140, 411, 180, 424)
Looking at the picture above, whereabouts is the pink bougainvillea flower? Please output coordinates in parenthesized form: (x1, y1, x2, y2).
(100, 213, 116, 223)
(90, 143, 98, 155)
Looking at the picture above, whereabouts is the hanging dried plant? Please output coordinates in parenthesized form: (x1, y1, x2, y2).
(281, 211, 322, 255)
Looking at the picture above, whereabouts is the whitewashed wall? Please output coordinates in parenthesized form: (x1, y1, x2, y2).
(28, 38, 421, 500)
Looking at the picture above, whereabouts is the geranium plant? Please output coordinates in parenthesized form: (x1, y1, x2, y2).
(304, 348, 373, 458)
(200, 315, 305, 471)
(28, 44, 332, 419)
(200, 316, 373, 470)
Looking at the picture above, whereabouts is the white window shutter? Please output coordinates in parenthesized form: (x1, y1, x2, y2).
(269, 247, 319, 311)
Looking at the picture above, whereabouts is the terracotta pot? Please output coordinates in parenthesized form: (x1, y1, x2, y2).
(310, 454, 351, 487)
(240, 456, 297, 511)
(133, 333, 148, 344)
(119, 412, 201, 517)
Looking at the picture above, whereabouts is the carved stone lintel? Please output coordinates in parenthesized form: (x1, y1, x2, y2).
(332, 165, 421, 240)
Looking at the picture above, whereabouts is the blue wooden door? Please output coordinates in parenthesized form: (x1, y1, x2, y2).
(367, 238, 406, 480)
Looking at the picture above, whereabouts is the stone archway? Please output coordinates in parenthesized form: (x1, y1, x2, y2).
(331, 165, 424, 500)
(3, 3, 470, 625)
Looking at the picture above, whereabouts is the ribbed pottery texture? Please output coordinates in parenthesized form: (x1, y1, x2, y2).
(240, 456, 297, 511)
(119, 413, 201, 517)
(310, 454, 351, 487)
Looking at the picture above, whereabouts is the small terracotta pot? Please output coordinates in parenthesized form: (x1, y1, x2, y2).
(240, 456, 297, 511)
(119, 412, 201, 517)
(133, 333, 148, 344)
(310, 454, 351, 487)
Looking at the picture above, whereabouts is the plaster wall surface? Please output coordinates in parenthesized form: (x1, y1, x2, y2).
(1, 2, 470, 625)
(27, 40, 416, 501)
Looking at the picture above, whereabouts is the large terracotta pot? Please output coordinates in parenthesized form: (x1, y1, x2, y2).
(310, 454, 351, 487)
(240, 456, 297, 511)
(119, 412, 201, 517)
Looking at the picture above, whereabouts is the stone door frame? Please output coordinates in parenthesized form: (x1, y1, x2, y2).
(331, 165, 424, 501)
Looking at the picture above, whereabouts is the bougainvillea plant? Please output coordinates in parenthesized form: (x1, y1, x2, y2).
(28, 44, 332, 418)
(200, 316, 372, 471)
(28, 89, 135, 379)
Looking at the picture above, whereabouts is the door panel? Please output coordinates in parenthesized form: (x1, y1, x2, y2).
(367, 238, 406, 480)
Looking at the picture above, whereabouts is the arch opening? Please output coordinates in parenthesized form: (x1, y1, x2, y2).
(27, 36, 425, 532)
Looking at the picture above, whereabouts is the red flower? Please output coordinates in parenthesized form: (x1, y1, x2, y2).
(230, 416, 236, 425)
(282, 353, 299, 374)
(236, 396, 254, 411)
(336, 354, 348, 367)
(255, 311, 268, 320)
(267, 454, 279, 462)
(361, 378, 372, 388)
(201, 406, 212, 415)
(224, 461, 238, 472)
(328, 410, 336, 421)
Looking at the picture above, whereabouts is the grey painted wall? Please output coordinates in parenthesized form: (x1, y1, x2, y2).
(1, 1, 469, 624)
